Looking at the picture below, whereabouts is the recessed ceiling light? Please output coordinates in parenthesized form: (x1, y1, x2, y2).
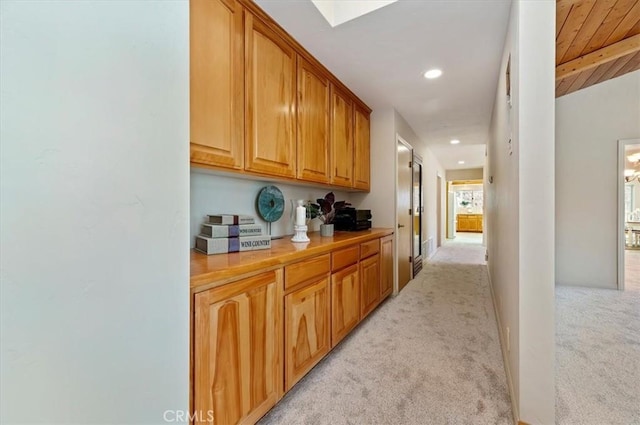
(458, 160, 465, 165)
(424, 69, 442, 79)
(450, 139, 460, 145)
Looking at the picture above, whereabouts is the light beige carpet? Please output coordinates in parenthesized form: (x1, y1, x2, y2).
(556, 251, 640, 425)
(259, 242, 512, 425)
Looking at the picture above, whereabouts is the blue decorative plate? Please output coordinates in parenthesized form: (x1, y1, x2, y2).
(257, 185, 284, 222)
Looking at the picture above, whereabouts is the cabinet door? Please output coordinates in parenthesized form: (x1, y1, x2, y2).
(285, 277, 330, 391)
(469, 216, 479, 232)
(194, 271, 283, 425)
(297, 58, 330, 183)
(331, 264, 360, 347)
(478, 216, 483, 232)
(380, 235, 394, 299)
(360, 253, 380, 319)
(331, 85, 354, 187)
(353, 104, 371, 191)
(456, 215, 468, 232)
(245, 13, 296, 178)
(190, 0, 244, 169)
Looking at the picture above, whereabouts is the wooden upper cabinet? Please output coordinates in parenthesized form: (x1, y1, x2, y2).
(285, 277, 330, 391)
(245, 13, 297, 178)
(190, 0, 244, 170)
(353, 103, 371, 191)
(190, 0, 371, 189)
(330, 85, 354, 187)
(297, 58, 330, 184)
(193, 270, 283, 425)
(380, 235, 393, 299)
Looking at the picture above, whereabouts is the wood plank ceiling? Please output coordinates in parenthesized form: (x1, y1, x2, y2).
(556, 0, 640, 97)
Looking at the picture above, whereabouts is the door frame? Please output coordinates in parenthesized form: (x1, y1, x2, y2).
(395, 135, 413, 293)
(412, 153, 424, 276)
(618, 138, 640, 291)
(437, 174, 442, 248)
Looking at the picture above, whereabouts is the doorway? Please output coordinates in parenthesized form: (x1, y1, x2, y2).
(397, 138, 412, 292)
(618, 138, 640, 292)
(447, 179, 484, 244)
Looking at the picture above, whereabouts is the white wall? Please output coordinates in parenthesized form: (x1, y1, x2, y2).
(486, 4, 521, 415)
(0, 2, 190, 423)
(517, 2, 555, 422)
(446, 168, 484, 181)
(423, 149, 447, 254)
(556, 70, 640, 289)
(191, 170, 350, 244)
(486, 1, 555, 423)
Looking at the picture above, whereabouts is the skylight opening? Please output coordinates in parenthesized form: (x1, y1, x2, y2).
(311, 0, 398, 27)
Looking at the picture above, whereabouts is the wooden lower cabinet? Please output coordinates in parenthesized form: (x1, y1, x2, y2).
(193, 270, 283, 425)
(285, 277, 330, 391)
(360, 253, 380, 319)
(331, 264, 360, 347)
(380, 235, 393, 298)
(191, 233, 394, 425)
(456, 214, 483, 233)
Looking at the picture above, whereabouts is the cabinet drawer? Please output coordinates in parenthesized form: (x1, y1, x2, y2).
(285, 254, 330, 290)
(332, 245, 359, 271)
(360, 239, 380, 259)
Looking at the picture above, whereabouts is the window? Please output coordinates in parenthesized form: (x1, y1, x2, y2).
(625, 184, 634, 216)
(455, 190, 483, 210)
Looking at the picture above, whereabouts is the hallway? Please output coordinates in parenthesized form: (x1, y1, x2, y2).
(260, 241, 512, 424)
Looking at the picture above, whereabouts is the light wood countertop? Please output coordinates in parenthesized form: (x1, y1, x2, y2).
(191, 228, 393, 291)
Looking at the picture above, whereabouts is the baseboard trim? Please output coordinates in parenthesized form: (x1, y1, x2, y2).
(486, 268, 520, 425)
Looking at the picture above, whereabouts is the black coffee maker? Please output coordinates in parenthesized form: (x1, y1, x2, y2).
(334, 207, 372, 231)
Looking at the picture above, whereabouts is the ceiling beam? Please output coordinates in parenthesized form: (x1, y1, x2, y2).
(556, 34, 640, 80)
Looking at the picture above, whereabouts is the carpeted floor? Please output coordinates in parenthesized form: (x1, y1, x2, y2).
(556, 251, 640, 424)
(451, 232, 484, 245)
(259, 242, 512, 425)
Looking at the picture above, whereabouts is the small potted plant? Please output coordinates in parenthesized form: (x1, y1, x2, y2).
(308, 192, 350, 237)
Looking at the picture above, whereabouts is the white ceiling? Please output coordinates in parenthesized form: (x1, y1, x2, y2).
(255, 0, 512, 171)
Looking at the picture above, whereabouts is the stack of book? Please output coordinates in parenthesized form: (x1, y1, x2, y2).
(195, 214, 271, 255)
